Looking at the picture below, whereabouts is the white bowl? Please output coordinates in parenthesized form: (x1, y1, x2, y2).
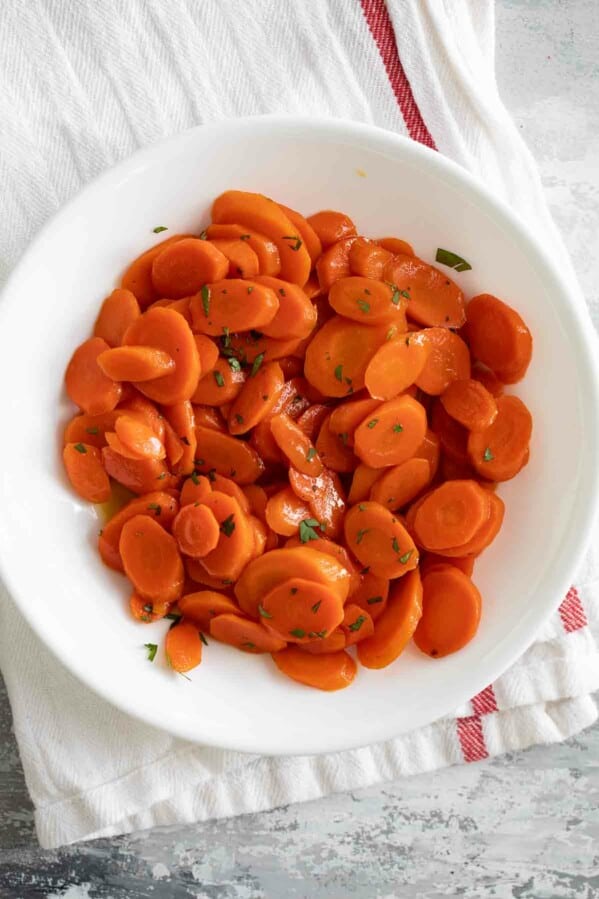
(1, 116, 598, 755)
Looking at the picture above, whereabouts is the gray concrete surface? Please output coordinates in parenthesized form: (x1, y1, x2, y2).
(1, 1, 599, 896)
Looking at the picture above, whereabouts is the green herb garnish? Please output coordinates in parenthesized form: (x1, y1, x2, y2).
(393, 423, 403, 433)
(290, 628, 306, 638)
(367, 419, 378, 429)
(356, 528, 369, 544)
(85, 426, 99, 435)
(153, 226, 168, 233)
(367, 596, 383, 605)
(228, 357, 242, 372)
(334, 364, 343, 382)
(306, 447, 317, 463)
(311, 601, 321, 614)
(357, 299, 370, 314)
(258, 605, 272, 619)
(74, 443, 86, 454)
(201, 284, 210, 317)
(348, 615, 366, 633)
(250, 352, 265, 377)
(435, 248, 472, 272)
(220, 514, 235, 537)
(147, 503, 161, 516)
(213, 370, 225, 388)
(483, 447, 494, 462)
(299, 518, 322, 543)
(144, 643, 158, 662)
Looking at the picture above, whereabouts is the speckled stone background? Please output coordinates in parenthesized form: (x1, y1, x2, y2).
(1, 1, 598, 896)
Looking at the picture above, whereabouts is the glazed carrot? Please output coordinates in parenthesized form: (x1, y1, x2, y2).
(199, 492, 255, 580)
(205, 224, 281, 276)
(467, 395, 532, 481)
(226, 331, 303, 365)
(347, 463, 381, 504)
(348, 571, 390, 622)
(165, 621, 203, 672)
(179, 473, 211, 506)
(382, 254, 466, 328)
(265, 487, 312, 537)
(341, 604, 375, 646)
(102, 446, 174, 494)
(121, 234, 192, 307)
(278, 204, 323, 264)
(192, 404, 226, 432)
(304, 316, 389, 397)
(306, 210, 357, 249)
(194, 425, 264, 484)
(164, 296, 193, 325)
(315, 237, 356, 291)
(300, 630, 347, 654)
(253, 276, 317, 340)
(466, 294, 533, 383)
(185, 557, 237, 591)
(270, 376, 315, 418)
(64, 411, 120, 449)
(194, 334, 219, 375)
(365, 331, 430, 400)
(272, 646, 356, 690)
(179, 591, 244, 629)
(439, 454, 478, 482)
(105, 429, 149, 460)
(270, 412, 323, 476)
(413, 428, 441, 479)
(208, 238, 260, 279)
(288, 467, 346, 539)
(228, 361, 284, 435)
(353, 395, 427, 469)
(315, 414, 357, 473)
(191, 358, 245, 407)
(344, 501, 418, 578)
(296, 404, 330, 441)
(114, 415, 166, 460)
(414, 567, 481, 657)
(302, 275, 322, 301)
(249, 514, 268, 559)
(161, 401, 196, 475)
(284, 535, 360, 595)
(249, 419, 285, 466)
(212, 191, 311, 285)
(429, 493, 505, 557)
(151, 237, 229, 298)
(209, 474, 251, 514)
(370, 458, 431, 511)
(129, 592, 171, 623)
(190, 279, 279, 336)
(123, 307, 200, 404)
(161, 419, 184, 467)
(415, 328, 470, 396)
(119, 514, 184, 602)
(63, 442, 111, 503)
(357, 569, 423, 669)
(260, 577, 344, 643)
(376, 237, 414, 256)
(441, 378, 498, 432)
(172, 503, 220, 558)
(242, 484, 268, 522)
(348, 238, 393, 280)
(328, 276, 407, 325)
(97, 345, 175, 382)
(234, 547, 351, 618)
(65, 337, 122, 415)
(278, 356, 305, 379)
(472, 363, 504, 398)
(211, 614, 287, 653)
(430, 400, 469, 463)
(98, 491, 179, 571)
(93, 288, 140, 347)
(118, 391, 165, 441)
(413, 480, 490, 551)
(420, 554, 475, 577)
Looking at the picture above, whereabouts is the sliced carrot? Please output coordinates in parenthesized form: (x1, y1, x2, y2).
(306, 210, 357, 249)
(180, 473, 212, 506)
(270, 412, 323, 476)
(209, 474, 251, 514)
(118, 391, 165, 441)
(472, 362, 504, 398)
(284, 535, 360, 595)
(365, 330, 430, 400)
(185, 557, 236, 591)
(205, 224, 281, 276)
(162, 419, 184, 467)
(228, 361, 284, 435)
(415, 328, 470, 396)
(129, 591, 171, 623)
(164, 296, 193, 325)
(278, 204, 323, 264)
(190, 279, 279, 336)
(105, 429, 149, 461)
(420, 554, 475, 577)
(63, 442, 111, 503)
(64, 411, 120, 449)
(357, 569, 423, 669)
(208, 238, 260, 279)
(278, 356, 304, 379)
(304, 316, 388, 397)
(424, 491, 505, 558)
(376, 237, 414, 256)
(370, 458, 431, 511)
(260, 577, 344, 644)
(466, 294, 533, 383)
(272, 646, 356, 690)
(329, 276, 406, 325)
(270, 376, 314, 419)
(151, 237, 228, 298)
(315, 237, 356, 291)
(413, 480, 490, 551)
(121, 234, 192, 307)
(382, 254, 466, 328)
(265, 487, 312, 537)
(348, 238, 393, 280)
(253, 275, 317, 340)
(226, 331, 303, 365)
(341, 604, 375, 646)
(288, 467, 346, 539)
(440, 455, 477, 482)
(192, 404, 226, 432)
(123, 307, 200, 404)
(249, 514, 268, 559)
(97, 345, 175, 382)
(302, 275, 322, 300)
(114, 415, 166, 460)
(211, 614, 287, 653)
(242, 484, 268, 522)
(347, 463, 381, 504)
(179, 591, 244, 629)
(199, 491, 255, 580)
(249, 419, 285, 466)
(172, 503, 220, 558)
(65, 337, 122, 415)
(441, 378, 497, 432)
(98, 491, 179, 571)
(299, 629, 347, 654)
(467, 395, 532, 481)
(348, 571, 389, 622)
(344, 501, 418, 578)
(165, 620, 203, 672)
(162, 401, 196, 475)
(430, 400, 469, 463)
(211, 191, 311, 285)
(194, 334, 219, 375)
(353, 395, 427, 468)
(315, 414, 357, 473)
(191, 357, 245, 407)
(414, 428, 441, 479)
(102, 446, 174, 494)
(414, 567, 481, 657)
(93, 288, 140, 347)
(119, 514, 184, 602)
(194, 425, 265, 484)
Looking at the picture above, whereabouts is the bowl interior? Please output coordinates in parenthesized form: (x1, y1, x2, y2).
(0, 117, 597, 754)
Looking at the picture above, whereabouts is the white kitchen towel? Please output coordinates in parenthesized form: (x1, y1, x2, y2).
(1, 0, 598, 849)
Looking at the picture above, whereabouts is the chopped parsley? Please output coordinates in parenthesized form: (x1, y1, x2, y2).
(258, 605, 272, 619)
(435, 248, 472, 272)
(201, 284, 210, 317)
(191, 471, 200, 485)
(334, 364, 344, 382)
(367, 596, 384, 605)
(289, 628, 306, 638)
(213, 370, 225, 388)
(147, 503, 161, 516)
(220, 514, 236, 537)
(348, 615, 366, 633)
(73, 443, 86, 454)
(311, 601, 322, 614)
(299, 518, 322, 543)
(234, 413, 244, 424)
(393, 423, 403, 433)
(358, 503, 367, 511)
(144, 643, 158, 662)
(483, 447, 494, 462)
(339, 432, 349, 446)
(357, 299, 370, 314)
(306, 447, 317, 463)
(282, 235, 303, 251)
(85, 426, 99, 435)
(152, 226, 168, 233)
(367, 419, 378, 429)
(250, 352, 265, 377)
(200, 632, 208, 646)
(356, 528, 369, 544)
(227, 357, 242, 372)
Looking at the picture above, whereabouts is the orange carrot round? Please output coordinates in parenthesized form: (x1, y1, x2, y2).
(102, 446, 174, 494)
(413, 480, 490, 551)
(194, 425, 265, 484)
(228, 361, 284, 435)
(265, 487, 312, 537)
(198, 491, 255, 580)
(315, 237, 356, 291)
(353, 395, 427, 469)
(63, 442, 111, 503)
(209, 238, 260, 279)
(369, 457, 431, 511)
(466, 293, 532, 383)
(98, 491, 179, 571)
(315, 414, 357, 473)
(382, 254, 466, 328)
(97, 346, 175, 382)
(165, 620, 203, 672)
(306, 210, 357, 249)
(65, 337, 122, 415)
(364, 330, 430, 400)
(415, 328, 470, 396)
(192, 358, 245, 407)
(210, 614, 286, 653)
(348, 238, 393, 280)
(272, 646, 356, 690)
(441, 378, 498, 431)
(270, 412, 323, 476)
(328, 276, 407, 324)
(414, 567, 481, 657)
(64, 411, 120, 449)
(467, 395, 532, 481)
(304, 316, 388, 397)
(129, 591, 171, 623)
(253, 276, 317, 340)
(357, 569, 423, 668)
(260, 577, 344, 644)
(344, 501, 418, 579)
(190, 279, 279, 336)
(180, 473, 212, 507)
(206, 223, 282, 277)
(119, 514, 184, 602)
(376, 237, 414, 256)
(112, 415, 165, 460)
(179, 591, 244, 629)
(93, 288, 141, 347)
(341, 604, 375, 646)
(172, 503, 220, 558)
(288, 467, 346, 539)
(151, 237, 229, 298)
(121, 234, 193, 307)
(193, 334, 219, 375)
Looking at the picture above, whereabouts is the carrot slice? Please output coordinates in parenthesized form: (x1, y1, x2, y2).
(227, 361, 284, 435)
(211, 191, 311, 285)
(420, 554, 475, 577)
(210, 614, 287, 653)
(208, 238, 260, 279)
(209, 474, 251, 514)
(97, 346, 175, 382)
(122, 307, 200, 405)
(161, 401, 196, 475)
(413, 480, 490, 551)
(315, 414, 357, 473)
(180, 473, 212, 507)
(118, 392, 165, 441)
(283, 535, 360, 595)
(172, 503, 220, 558)
(205, 224, 281, 276)
(466, 294, 532, 383)
(114, 415, 166, 460)
(306, 210, 357, 249)
(467, 395, 532, 481)
(288, 467, 346, 539)
(190, 279, 279, 336)
(272, 646, 356, 691)
(294, 404, 328, 441)
(185, 557, 236, 591)
(344, 501, 418, 578)
(178, 591, 244, 629)
(472, 362, 504, 398)
(63, 442, 111, 503)
(121, 234, 192, 308)
(278, 204, 323, 264)
(198, 491, 255, 580)
(414, 428, 441, 479)
(365, 331, 430, 400)
(353, 395, 427, 468)
(376, 237, 414, 256)
(93, 288, 141, 347)
(357, 568, 423, 669)
(382, 254, 466, 328)
(165, 621, 203, 672)
(194, 425, 264, 484)
(432, 492, 505, 557)
(329, 277, 407, 325)
(161, 419, 184, 467)
(430, 400, 469, 463)
(441, 378, 498, 432)
(348, 238, 393, 279)
(105, 430, 149, 461)
(414, 567, 481, 657)
(370, 458, 431, 511)
(260, 577, 344, 644)
(315, 237, 356, 291)
(102, 446, 174, 494)
(226, 331, 303, 365)
(253, 275, 317, 340)
(191, 358, 245, 407)
(348, 571, 389, 622)
(192, 404, 226, 432)
(341, 604, 375, 646)
(151, 237, 228, 298)
(129, 592, 171, 623)
(265, 487, 312, 537)
(270, 412, 323, 476)
(194, 334, 219, 375)
(300, 630, 347, 654)
(304, 316, 389, 397)
(270, 376, 315, 418)
(347, 463, 381, 504)
(64, 411, 120, 449)
(163, 296, 193, 325)
(242, 484, 268, 522)
(65, 337, 122, 415)
(119, 514, 184, 602)
(415, 328, 470, 396)
(98, 491, 179, 571)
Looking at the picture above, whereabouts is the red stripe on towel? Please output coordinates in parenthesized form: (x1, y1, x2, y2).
(471, 684, 499, 716)
(559, 586, 587, 633)
(360, 0, 437, 148)
(456, 716, 488, 762)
